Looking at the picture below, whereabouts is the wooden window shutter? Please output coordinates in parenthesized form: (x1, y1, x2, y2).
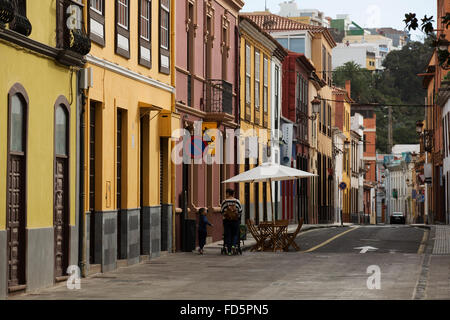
(159, 0, 170, 74)
(89, 0, 105, 46)
(138, 0, 152, 68)
(115, 0, 130, 59)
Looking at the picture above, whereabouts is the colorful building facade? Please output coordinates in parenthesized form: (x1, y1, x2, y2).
(333, 86, 352, 222)
(174, 0, 243, 249)
(237, 16, 287, 224)
(80, 0, 178, 273)
(0, 0, 90, 297)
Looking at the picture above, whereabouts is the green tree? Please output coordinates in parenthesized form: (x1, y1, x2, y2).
(332, 38, 433, 154)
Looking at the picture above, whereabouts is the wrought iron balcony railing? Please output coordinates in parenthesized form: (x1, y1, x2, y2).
(0, 0, 14, 25)
(203, 79, 233, 115)
(9, 12, 31, 36)
(57, 0, 91, 56)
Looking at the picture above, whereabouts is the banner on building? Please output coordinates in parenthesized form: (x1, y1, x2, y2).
(281, 123, 293, 166)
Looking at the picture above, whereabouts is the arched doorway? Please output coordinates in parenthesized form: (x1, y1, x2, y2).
(7, 84, 29, 293)
(54, 99, 70, 281)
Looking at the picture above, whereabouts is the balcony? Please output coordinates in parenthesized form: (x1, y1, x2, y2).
(56, 0, 91, 66)
(0, 0, 15, 25)
(203, 79, 233, 122)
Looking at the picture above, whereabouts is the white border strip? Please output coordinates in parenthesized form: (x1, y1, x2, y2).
(86, 54, 175, 93)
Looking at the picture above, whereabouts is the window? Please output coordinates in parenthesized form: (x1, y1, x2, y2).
(160, 0, 169, 49)
(255, 50, 260, 110)
(115, 0, 130, 58)
(139, 0, 151, 67)
(10, 94, 25, 153)
(245, 44, 251, 107)
(221, 14, 230, 80)
(363, 134, 367, 153)
(55, 105, 69, 156)
(328, 104, 331, 137)
(290, 38, 305, 54)
(159, 0, 170, 74)
(117, 0, 129, 29)
(321, 100, 326, 133)
(89, 0, 105, 46)
(91, 0, 103, 13)
(140, 0, 151, 40)
(263, 56, 268, 115)
(322, 46, 327, 82)
(328, 53, 332, 85)
(274, 65, 279, 131)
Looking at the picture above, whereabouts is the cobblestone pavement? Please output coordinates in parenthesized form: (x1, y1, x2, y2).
(433, 226, 450, 255)
(9, 225, 449, 300)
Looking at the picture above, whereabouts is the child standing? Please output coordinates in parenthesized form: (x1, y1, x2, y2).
(198, 208, 213, 254)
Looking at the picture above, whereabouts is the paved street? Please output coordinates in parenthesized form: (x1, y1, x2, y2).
(9, 225, 450, 300)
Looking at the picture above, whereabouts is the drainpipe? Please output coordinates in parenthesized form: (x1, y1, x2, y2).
(170, 0, 176, 252)
(78, 86, 87, 277)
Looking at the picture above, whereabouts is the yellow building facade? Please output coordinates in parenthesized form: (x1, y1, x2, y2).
(81, 0, 178, 273)
(332, 88, 352, 221)
(238, 17, 286, 223)
(1, 0, 90, 297)
(310, 28, 337, 223)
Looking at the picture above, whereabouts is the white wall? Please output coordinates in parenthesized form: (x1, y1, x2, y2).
(332, 46, 367, 69)
(443, 99, 450, 224)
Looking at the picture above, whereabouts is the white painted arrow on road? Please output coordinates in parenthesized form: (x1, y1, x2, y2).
(354, 246, 378, 254)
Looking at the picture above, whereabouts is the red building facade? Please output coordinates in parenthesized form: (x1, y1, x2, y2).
(281, 52, 315, 223)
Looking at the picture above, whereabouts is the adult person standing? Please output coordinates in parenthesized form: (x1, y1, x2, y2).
(221, 189, 243, 255)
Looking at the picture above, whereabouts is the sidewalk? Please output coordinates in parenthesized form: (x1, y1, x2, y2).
(202, 222, 354, 252)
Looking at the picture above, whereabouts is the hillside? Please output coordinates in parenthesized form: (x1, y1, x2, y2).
(333, 38, 434, 154)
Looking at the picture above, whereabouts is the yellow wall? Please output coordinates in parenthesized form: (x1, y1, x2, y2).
(0, 45, 77, 229)
(366, 58, 376, 70)
(342, 100, 351, 216)
(238, 31, 272, 210)
(84, 0, 175, 212)
(22, 0, 57, 48)
(82, 0, 171, 87)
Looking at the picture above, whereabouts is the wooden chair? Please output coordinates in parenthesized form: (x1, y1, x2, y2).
(272, 220, 289, 252)
(283, 218, 304, 252)
(246, 220, 265, 252)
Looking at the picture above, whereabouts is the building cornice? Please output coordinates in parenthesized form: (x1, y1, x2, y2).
(86, 54, 175, 94)
(0, 26, 86, 67)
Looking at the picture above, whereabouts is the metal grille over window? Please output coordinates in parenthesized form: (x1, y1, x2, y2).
(204, 80, 233, 114)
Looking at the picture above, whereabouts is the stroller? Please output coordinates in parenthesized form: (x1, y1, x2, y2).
(221, 224, 246, 255)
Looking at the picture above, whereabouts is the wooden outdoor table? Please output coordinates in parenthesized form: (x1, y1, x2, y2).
(257, 221, 289, 252)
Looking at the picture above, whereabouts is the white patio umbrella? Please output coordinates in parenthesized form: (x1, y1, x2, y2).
(222, 162, 318, 221)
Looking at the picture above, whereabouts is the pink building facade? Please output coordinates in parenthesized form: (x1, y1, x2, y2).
(174, 0, 244, 251)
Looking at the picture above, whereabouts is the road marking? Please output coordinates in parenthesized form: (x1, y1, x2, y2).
(301, 227, 359, 253)
(354, 246, 378, 254)
(417, 229, 429, 255)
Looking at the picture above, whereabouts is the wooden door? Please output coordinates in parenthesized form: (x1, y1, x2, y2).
(54, 104, 69, 280)
(7, 92, 27, 292)
(7, 155, 26, 290)
(54, 158, 69, 279)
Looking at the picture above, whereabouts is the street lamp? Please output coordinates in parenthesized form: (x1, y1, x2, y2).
(311, 97, 321, 116)
(344, 139, 350, 150)
(298, 96, 321, 122)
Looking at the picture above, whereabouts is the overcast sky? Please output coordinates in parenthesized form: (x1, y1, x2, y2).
(242, 0, 437, 41)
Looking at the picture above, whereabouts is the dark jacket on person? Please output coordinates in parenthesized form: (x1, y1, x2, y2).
(198, 214, 212, 233)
